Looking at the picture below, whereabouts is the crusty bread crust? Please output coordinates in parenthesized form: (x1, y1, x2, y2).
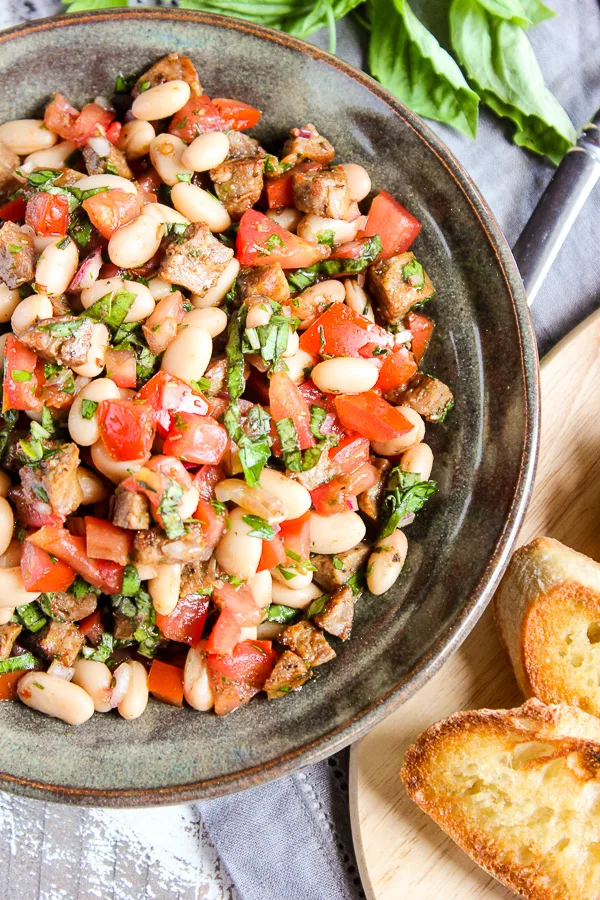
(494, 537, 600, 715)
(401, 699, 600, 900)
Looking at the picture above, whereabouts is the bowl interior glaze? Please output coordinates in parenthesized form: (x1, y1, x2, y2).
(0, 9, 538, 806)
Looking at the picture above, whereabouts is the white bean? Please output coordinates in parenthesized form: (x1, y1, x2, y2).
(33, 234, 57, 254)
(266, 207, 302, 232)
(72, 659, 113, 713)
(257, 622, 284, 640)
(148, 276, 174, 300)
(239, 626, 258, 641)
(35, 237, 79, 296)
(309, 510, 366, 555)
(74, 173, 137, 195)
(20, 140, 77, 174)
(271, 580, 323, 610)
(17, 672, 94, 725)
(281, 329, 298, 359)
(246, 303, 272, 330)
(371, 406, 425, 456)
(11, 293, 53, 336)
(161, 326, 212, 385)
(119, 120, 155, 160)
(183, 307, 227, 337)
(259, 469, 311, 520)
(312, 357, 378, 394)
(182, 132, 229, 171)
(81, 277, 155, 324)
(136, 563, 159, 581)
(401, 442, 433, 480)
(148, 564, 182, 616)
(72, 323, 110, 377)
(345, 279, 371, 316)
(116, 660, 149, 720)
(141, 202, 190, 226)
(0, 568, 40, 608)
(297, 280, 345, 329)
(340, 164, 371, 201)
(0, 498, 14, 558)
(90, 440, 149, 484)
(68, 377, 120, 446)
(171, 181, 231, 232)
(215, 507, 263, 579)
(366, 529, 408, 596)
(192, 258, 239, 308)
(249, 570, 272, 611)
(284, 348, 317, 385)
(0, 540, 22, 569)
(183, 647, 214, 711)
(0, 608, 14, 625)
(0, 119, 57, 155)
(149, 133, 193, 186)
(77, 467, 110, 504)
(0, 471, 11, 498)
(272, 567, 313, 590)
(215, 479, 287, 524)
(179, 485, 200, 521)
(297, 214, 360, 246)
(108, 215, 163, 269)
(132, 79, 191, 120)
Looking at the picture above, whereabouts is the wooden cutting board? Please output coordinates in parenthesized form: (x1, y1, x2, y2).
(350, 307, 600, 900)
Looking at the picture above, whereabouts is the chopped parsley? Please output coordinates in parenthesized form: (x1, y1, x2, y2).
(176, 172, 193, 182)
(260, 234, 285, 256)
(114, 72, 136, 93)
(121, 564, 141, 597)
(138, 80, 151, 93)
(211, 499, 227, 515)
(56, 236, 71, 251)
(436, 399, 454, 423)
(31, 483, 50, 504)
(332, 556, 344, 571)
(81, 399, 99, 420)
(402, 257, 425, 289)
(190, 376, 211, 394)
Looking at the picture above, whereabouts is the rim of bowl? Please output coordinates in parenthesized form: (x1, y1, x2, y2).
(0, 7, 540, 806)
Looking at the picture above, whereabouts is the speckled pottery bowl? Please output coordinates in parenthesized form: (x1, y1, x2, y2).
(0, 8, 538, 806)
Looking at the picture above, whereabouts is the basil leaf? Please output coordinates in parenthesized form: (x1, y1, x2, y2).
(225, 308, 247, 402)
(15, 602, 47, 633)
(306, 594, 329, 619)
(83, 289, 136, 331)
(121, 563, 141, 597)
(81, 399, 99, 420)
(82, 632, 114, 662)
(275, 417, 303, 473)
(267, 604, 300, 624)
(0, 652, 38, 674)
(369, 0, 479, 139)
(309, 405, 328, 440)
(286, 236, 383, 290)
(242, 514, 276, 541)
(380, 467, 437, 538)
(449, 0, 576, 163)
(477, 0, 554, 27)
(72, 575, 100, 598)
(157, 481, 185, 540)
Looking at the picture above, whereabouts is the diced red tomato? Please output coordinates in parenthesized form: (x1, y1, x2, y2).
(192, 464, 224, 500)
(83, 189, 141, 240)
(299, 303, 392, 359)
(79, 608, 104, 644)
(85, 516, 132, 567)
(0, 196, 27, 222)
(257, 532, 287, 571)
(28, 526, 123, 593)
(358, 190, 421, 259)
(406, 311, 434, 364)
(335, 392, 413, 443)
(20, 540, 76, 592)
(146, 455, 193, 490)
(206, 640, 278, 716)
(376, 347, 417, 393)
(137, 370, 208, 439)
(156, 595, 209, 647)
(105, 121, 122, 145)
(212, 97, 261, 130)
(121, 466, 164, 509)
(194, 496, 226, 551)
(44, 93, 115, 145)
(278, 512, 311, 563)
(148, 659, 184, 707)
(43, 93, 80, 139)
(163, 413, 227, 465)
(237, 210, 330, 269)
(329, 435, 371, 475)
(264, 161, 322, 209)
(214, 582, 263, 627)
(330, 236, 377, 260)
(105, 348, 137, 389)
(25, 192, 69, 236)
(3, 335, 42, 412)
(0, 672, 27, 702)
(97, 398, 156, 462)
(206, 607, 243, 657)
(269, 369, 315, 450)
(141, 292, 187, 356)
(310, 479, 349, 516)
(168, 94, 224, 142)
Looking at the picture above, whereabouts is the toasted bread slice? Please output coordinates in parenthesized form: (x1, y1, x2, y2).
(401, 699, 600, 900)
(494, 537, 600, 716)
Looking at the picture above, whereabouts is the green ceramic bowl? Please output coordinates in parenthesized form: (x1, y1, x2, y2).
(0, 8, 538, 806)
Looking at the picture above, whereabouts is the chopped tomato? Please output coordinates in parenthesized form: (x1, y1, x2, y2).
(299, 302, 392, 359)
(3, 335, 42, 412)
(257, 532, 287, 571)
(358, 190, 421, 259)
(0, 672, 27, 702)
(269, 369, 315, 450)
(214, 582, 263, 627)
(121, 466, 164, 508)
(43, 93, 80, 139)
(97, 398, 156, 462)
(406, 311, 434, 364)
(28, 526, 123, 594)
(163, 413, 227, 465)
(20, 540, 76, 592)
(137, 370, 208, 439)
(105, 348, 137, 389)
(79, 609, 104, 644)
(105, 121, 122, 145)
(310, 479, 349, 516)
(44, 93, 115, 145)
(335, 392, 413, 443)
(376, 347, 417, 393)
(141, 292, 187, 356)
(206, 640, 278, 716)
(212, 97, 261, 130)
(264, 161, 322, 209)
(194, 496, 226, 550)
(237, 209, 330, 269)
(329, 434, 371, 475)
(85, 516, 132, 567)
(25, 192, 69, 236)
(278, 512, 311, 563)
(146, 455, 193, 490)
(156, 595, 210, 647)
(0, 196, 26, 222)
(192, 464, 224, 500)
(330, 236, 378, 260)
(168, 94, 224, 142)
(206, 607, 243, 657)
(83, 189, 141, 239)
(148, 659, 184, 707)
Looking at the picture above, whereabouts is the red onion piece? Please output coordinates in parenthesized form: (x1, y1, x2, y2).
(68, 246, 102, 292)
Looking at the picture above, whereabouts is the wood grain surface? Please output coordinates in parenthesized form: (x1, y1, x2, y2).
(350, 307, 600, 900)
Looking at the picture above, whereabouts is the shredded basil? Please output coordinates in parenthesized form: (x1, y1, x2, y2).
(157, 480, 185, 540)
(287, 235, 383, 290)
(121, 563, 141, 597)
(82, 632, 114, 663)
(82, 289, 136, 331)
(380, 468, 437, 539)
(267, 604, 300, 624)
(242, 514, 275, 541)
(190, 376, 211, 393)
(15, 602, 47, 633)
(81, 399, 99, 420)
(0, 652, 38, 675)
(306, 595, 329, 619)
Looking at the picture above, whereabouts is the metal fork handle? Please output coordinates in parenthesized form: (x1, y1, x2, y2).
(512, 109, 600, 306)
